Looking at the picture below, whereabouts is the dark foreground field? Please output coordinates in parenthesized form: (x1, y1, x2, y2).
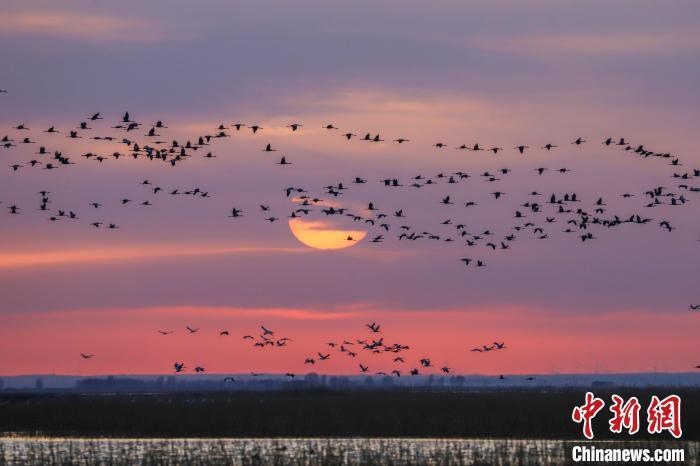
(1, 388, 698, 439)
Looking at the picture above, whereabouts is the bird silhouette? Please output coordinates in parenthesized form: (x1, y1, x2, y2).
(2, 108, 696, 382)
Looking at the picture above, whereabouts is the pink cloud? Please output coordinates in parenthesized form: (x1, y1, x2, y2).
(0, 305, 695, 376)
(473, 32, 700, 56)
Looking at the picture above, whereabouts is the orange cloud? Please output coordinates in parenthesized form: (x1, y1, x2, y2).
(0, 12, 167, 43)
(149, 306, 363, 321)
(0, 244, 308, 269)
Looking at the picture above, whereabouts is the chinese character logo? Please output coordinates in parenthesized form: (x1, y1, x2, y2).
(647, 395, 682, 438)
(572, 391, 605, 439)
(572, 392, 682, 439)
(609, 394, 641, 435)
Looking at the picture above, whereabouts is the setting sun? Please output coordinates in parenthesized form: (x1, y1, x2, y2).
(288, 218, 366, 250)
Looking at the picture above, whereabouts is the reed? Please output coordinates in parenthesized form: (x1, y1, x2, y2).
(1, 388, 697, 439)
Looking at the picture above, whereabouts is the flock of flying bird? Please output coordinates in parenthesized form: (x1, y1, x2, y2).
(156, 322, 515, 381)
(1, 92, 698, 375)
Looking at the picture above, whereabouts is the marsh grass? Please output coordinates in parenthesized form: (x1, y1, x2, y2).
(1, 389, 697, 439)
(1, 389, 697, 464)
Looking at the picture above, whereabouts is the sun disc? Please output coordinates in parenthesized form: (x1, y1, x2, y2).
(288, 218, 366, 250)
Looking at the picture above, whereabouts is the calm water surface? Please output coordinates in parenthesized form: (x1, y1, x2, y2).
(0, 437, 696, 465)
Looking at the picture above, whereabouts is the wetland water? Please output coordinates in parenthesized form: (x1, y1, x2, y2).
(0, 437, 696, 465)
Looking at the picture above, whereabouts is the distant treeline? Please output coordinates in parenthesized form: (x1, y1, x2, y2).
(3, 373, 688, 393)
(1, 388, 697, 439)
(75, 374, 398, 392)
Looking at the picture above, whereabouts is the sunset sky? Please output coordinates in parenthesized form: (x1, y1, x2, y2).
(1, 0, 699, 376)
